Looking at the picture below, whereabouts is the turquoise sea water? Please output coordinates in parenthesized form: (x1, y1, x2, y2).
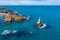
(0, 6, 60, 40)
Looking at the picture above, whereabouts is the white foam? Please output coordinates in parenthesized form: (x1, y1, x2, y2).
(12, 30, 17, 33)
(0, 13, 6, 15)
(1, 30, 17, 35)
(26, 16, 30, 20)
(1, 30, 11, 35)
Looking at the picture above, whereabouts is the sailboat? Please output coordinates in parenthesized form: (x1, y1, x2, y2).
(36, 17, 47, 28)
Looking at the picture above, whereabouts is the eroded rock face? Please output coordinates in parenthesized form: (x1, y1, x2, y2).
(13, 14, 24, 22)
(3, 9, 29, 23)
(5, 12, 12, 23)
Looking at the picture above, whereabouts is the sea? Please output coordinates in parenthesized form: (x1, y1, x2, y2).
(0, 6, 60, 40)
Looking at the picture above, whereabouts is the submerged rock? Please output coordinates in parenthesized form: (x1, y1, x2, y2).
(1, 30, 17, 35)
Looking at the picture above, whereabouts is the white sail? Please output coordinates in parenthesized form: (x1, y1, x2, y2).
(37, 17, 41, 23)
(38, 17, 40, 22)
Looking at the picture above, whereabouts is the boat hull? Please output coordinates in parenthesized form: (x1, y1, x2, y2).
(38, 24, 47, 28)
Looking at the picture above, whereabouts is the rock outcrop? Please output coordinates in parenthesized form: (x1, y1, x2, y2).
(0, 8, 29, 23)
(13, 14, 29, 22)
(13, 14, 24, 22)
(5, 11, 13, 23)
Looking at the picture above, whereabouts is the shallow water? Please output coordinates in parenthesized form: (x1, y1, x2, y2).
(0, 6, 60, 40)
